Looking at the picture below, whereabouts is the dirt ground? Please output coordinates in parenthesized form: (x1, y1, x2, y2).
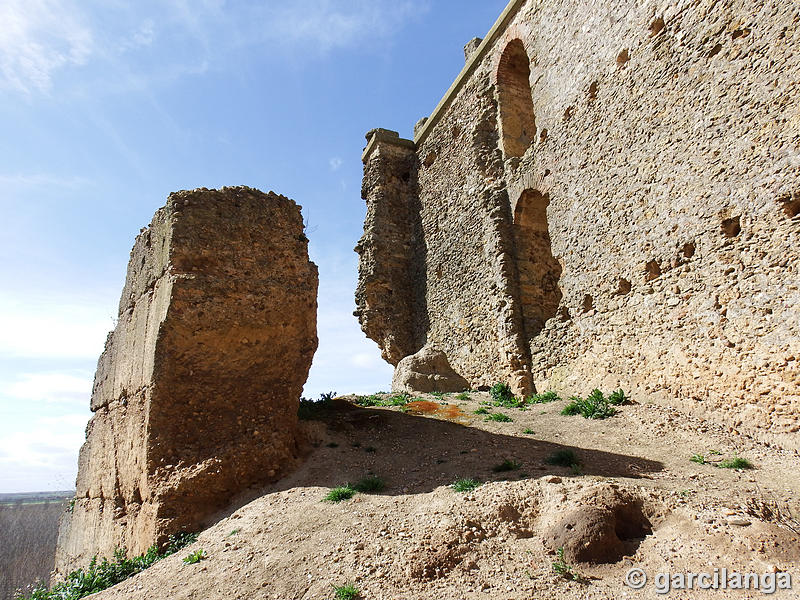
(93, 392, 799, 599)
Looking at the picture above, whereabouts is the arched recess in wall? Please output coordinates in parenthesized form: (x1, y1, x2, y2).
(497, 39, 536, 158)
(513, 190, 562, 340)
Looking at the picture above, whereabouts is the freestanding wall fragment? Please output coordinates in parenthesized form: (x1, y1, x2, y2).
(55, 187, 318, 574)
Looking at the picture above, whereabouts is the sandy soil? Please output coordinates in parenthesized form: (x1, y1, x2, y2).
(94, 392, 799, 599)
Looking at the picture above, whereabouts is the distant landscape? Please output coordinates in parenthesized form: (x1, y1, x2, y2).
(0, 492, 73, 600)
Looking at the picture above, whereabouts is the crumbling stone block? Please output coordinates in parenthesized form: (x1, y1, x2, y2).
(55, 187, 318, 574)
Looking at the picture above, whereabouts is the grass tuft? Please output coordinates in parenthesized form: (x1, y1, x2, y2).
(474, 407, 490, 415)
(485, 412, 512, 422)
(450, 478, 481, 493)
(546, 449, 580, 468)
(324, 486, 356, 503)
(492, 459, 521, 472)
(333, 584, 360, 600)
(352, 476, 386, 493)
(718, 456, 753, 470)
(182, 549, 206, 564)
(527, 391, 561, 404)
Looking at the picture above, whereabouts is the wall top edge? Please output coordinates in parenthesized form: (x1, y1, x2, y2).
(413, 0, 526, 147)
(362, 128, 416, 163)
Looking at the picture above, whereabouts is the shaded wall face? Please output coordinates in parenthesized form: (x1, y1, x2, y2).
(412, 0, 800, 449)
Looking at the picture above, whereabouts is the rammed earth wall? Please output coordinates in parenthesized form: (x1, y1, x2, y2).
(357, 0, 800, 450)
(56, 187, 318, 574)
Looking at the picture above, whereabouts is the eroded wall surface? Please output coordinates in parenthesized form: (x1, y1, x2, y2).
(358, 0, 800, 449)
(56, 187, 318, 573)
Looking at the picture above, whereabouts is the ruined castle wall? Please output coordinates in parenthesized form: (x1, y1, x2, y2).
(56, 187, 318, 573)
(363, 0, 800, 449)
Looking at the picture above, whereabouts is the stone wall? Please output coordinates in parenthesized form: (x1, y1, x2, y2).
(357, 0, 800, 450)
(55, 187, 318, 573)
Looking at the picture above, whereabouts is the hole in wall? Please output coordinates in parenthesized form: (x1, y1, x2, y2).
(497, 39, 537, 158)
(588, 81, 598, 101)
(582, 294, 594, 313)
(563, 106, 575, 121)
(682, 242, 696, 258)
(645, 260, 661, 281)
(616, 49, 630, 66)
(731, 28, 751, 40)
(617, 278, 632, 295)
(452, 124, 462, 138)
(401, 171, 411, 183)
(721, 216, 741, 238)
(649, 17, 665, 36)
(423, 152, 437, 168)
(778, 192, 800, 218)
(512, 190, 563, 339)
(539, 129, 548, 143)
(707, 43, 723, 58)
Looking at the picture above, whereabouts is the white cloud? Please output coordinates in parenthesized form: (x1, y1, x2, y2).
(263, 0, 426, 53)
(0, 413, 87, 492)
(329, 157, 343, 171)
(0, 0, 93, 94)
(0, 293, 112, 360)
(6, 372, 92, 405)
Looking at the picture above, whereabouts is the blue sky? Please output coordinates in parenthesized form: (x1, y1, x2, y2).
(0, 0, 509, 492)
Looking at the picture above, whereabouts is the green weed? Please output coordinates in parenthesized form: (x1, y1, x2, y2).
(333, 584, 360, 600)
(456, 392, 471, 401)
(486, 412, 512, 422)
(527, 391, 561, 404)
(352, 476, 386, 493)
(182, 549, 206, 565)
(546, 449, 580, 468)
(523, 428, 535, 434)
(324, 486, 356, 503)
(690, 454, 706, 465)
(561, 389, 616, 419)
(492, 459, 521, 472)
(17, 532, 197, 600)
(718, 456, 753, 470)
(552, 547, 583, 582)
(450, 478, 481, 493)
(474, 407, 490, 415)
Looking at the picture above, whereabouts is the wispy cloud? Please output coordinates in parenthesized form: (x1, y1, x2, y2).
(329, 157, 343, 171)
(0, 293, 112, 360)
(0, 413, 87, 492)
(0, 0, 93, 94)
(0, 0, 428, 96)
(6, 371, 92, 406)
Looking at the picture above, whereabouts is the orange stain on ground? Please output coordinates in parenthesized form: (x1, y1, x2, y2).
(405, 401, 469, 423)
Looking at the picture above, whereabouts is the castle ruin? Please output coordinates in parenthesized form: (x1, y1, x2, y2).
(356, 0, 800, 451)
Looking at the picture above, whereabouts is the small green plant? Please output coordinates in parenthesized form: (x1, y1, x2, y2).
(298, 392, 336, 420)
(690, 453, 706, 465)
(16, 531, 198, 600)
(489, 382, 525, 408)
(528, 391, 560, 404)
(718, 456, 753, 469)
(486, 412, 512, 422)
(227, 528, 240, 537)
(523, 428, 535, 434)
(552, 547, 583, 581)
(570, 463, 584, 476)
(324, 486, 357, 502)
(352, 475, 386, 493)
(474, 407, 490, 415)
(355, 392, 411, 407)
(708, 449, 722, 456)
(492, 459, 521, 472)
(546, 449, 580, 468)
(182, 549, 206, 564)
(332, 584, 360, 600)
(561, 389, 615, 419)
(607, 389, 628, 405)
(456, 392, 470, 401)
(451, 478, 481, 493)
